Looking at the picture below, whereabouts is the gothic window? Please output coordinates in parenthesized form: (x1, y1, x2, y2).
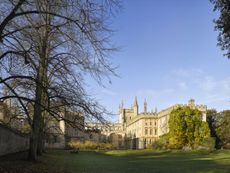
(155, 129, 157, 135)
(150, 129, 153, 135)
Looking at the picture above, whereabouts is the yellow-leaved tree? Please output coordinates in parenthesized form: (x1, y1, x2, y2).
(169, 106, 210, 149)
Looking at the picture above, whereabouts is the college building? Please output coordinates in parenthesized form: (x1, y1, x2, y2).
(89, 98, 207, 149)
(0, 98, 207, 149)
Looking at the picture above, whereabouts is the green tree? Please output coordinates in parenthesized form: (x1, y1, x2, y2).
(169, 107, 187, 149)
(169, 106, 210, 149)
(210, 0, 230, 58)
(206, 109, 221, 148)
(216, 110, 230, 147)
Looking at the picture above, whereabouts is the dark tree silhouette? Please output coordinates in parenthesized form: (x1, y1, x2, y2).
(211, 0, 230, 58)
(206, 109, 221, 148)
(0, 0, 120, 160)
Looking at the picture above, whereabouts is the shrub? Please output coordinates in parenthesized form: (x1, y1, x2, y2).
(67, 140, 114, 150)
(222, 143, 230, 149)
(148, 140, 165, 150)
(148, 134, 169, 150)
(195, 137, 215, 151)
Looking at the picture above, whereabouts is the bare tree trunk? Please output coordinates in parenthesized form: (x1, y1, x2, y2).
(28, 78, 43, 160)
(37, 90, 45, 155)
(28, 37, 49, 159)
(37, 110, 47, 155)
(37, 125, 44, 155)
(28, 60, 48, 159)
(28, 59, 48, 160)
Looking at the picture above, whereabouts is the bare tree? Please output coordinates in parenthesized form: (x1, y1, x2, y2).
(0, 0, 120, 160)
(0, 0, 27, 41)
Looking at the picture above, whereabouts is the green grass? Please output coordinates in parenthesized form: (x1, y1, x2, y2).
(47, 149, 230, 173)
(1, 149, 230, 173)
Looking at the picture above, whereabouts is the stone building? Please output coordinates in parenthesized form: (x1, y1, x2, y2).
(0, 97, 207, 150)
(0, 101, 28, 132)
(0, 99, 85, 148)
(89, 98, 207, 149)
(86, 122, 124, 148)
(45, 111, 85, 148)
(0, 101, 6, 122)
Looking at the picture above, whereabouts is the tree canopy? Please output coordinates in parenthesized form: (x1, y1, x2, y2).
(210, 0, 230, 58)
(168, 106, 210, 149)
(215, 110, 230, 147)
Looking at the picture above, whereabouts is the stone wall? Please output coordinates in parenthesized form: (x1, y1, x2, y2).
(0, 124, 29, 156)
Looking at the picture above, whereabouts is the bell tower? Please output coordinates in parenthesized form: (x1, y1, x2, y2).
(188, 98, 195, 109)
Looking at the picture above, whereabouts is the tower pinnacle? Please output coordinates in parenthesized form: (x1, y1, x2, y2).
(134, 96, 138, 107)
(133, 96, 138, 116)
(120, 100, 124, 109)
(144, 99, 147, 113)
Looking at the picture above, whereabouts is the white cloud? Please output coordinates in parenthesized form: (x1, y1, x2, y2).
(178, 82, 188, 90)
(198, 76, 216, 92)
(169, 68, 230, 104)
(101, 89, 117, 96)
(198, 77, 230, 103)
(136, 88, 174, 98)
(129, 68, 230, 110)
(170, 68, 203, 78)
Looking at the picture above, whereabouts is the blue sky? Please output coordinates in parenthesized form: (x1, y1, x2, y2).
(89, 0, 230, 121)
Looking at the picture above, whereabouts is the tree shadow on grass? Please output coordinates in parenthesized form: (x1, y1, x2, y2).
(1, 150, 230, 173)
(99, 150, 230, 173)
(0, 151, 66, 173)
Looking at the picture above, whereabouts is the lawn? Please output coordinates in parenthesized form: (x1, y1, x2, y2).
(1, 149, 230, 173)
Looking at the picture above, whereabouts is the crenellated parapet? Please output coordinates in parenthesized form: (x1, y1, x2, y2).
(195, 104, 207, 111)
